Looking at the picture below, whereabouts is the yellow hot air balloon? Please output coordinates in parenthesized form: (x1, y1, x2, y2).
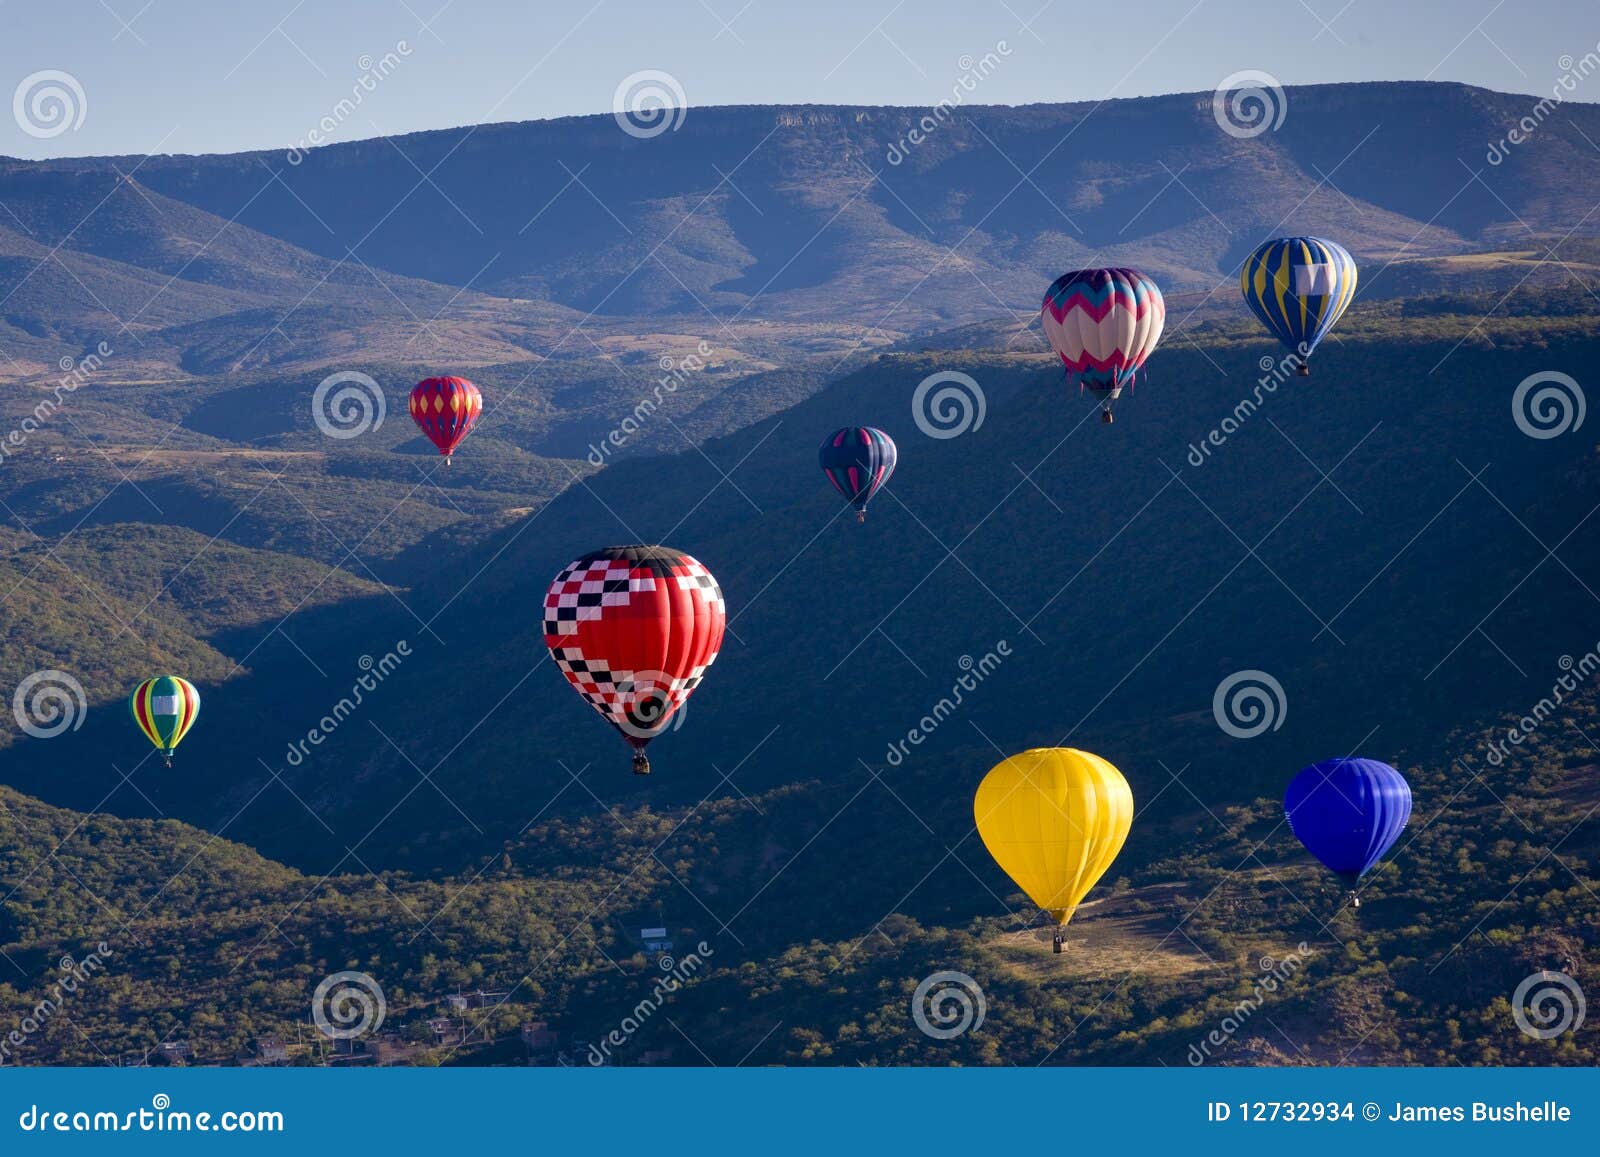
(973, 747, 1133, 953)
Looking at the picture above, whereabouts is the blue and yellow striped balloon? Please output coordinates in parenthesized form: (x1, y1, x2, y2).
(1240, 236, 1357, 373)
(129, 676, 200, 765)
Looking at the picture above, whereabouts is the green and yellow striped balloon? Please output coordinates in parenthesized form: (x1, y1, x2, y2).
(129, 676, 200, 764)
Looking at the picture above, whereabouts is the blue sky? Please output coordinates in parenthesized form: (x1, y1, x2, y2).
(3, 0, 1597, 158)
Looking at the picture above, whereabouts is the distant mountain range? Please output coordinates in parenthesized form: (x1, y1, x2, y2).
(4, 81, 1600, 382)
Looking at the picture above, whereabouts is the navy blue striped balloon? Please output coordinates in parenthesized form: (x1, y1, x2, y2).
(1240, 237, 1358, 374)
(819, 427, 896, 522)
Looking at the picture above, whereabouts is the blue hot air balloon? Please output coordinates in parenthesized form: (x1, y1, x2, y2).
(819, 426, 897, 522)
(1284, 757, 1410, 906)
(1240, 236, 1358, 375)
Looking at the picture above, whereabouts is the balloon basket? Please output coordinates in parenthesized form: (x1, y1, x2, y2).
(631, 751, 651, 776)
(1100, 410, 1114, 424)
(1296, 364, 1311, 377)
(855, 510, 866, 523)
(1052, 930, 1065, 954)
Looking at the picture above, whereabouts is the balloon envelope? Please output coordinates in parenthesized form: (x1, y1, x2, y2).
(974, 747, 1133, 927)
(1240, 237, 1358, 364)
(1041, 268, 1165, 406)
(818, 426, 896, 518)
(543, 545, 725, 771)
(129, 675, 200, 758)
(409, 376, 482, 459)
(1284, 757, 1410, 884)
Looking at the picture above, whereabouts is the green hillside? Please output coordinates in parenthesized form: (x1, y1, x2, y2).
(2, 662, 1595, 1066)
(0, 542, 237, 754)
(86, 285, 1581, 874)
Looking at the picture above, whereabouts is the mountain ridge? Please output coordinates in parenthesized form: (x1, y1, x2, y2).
(0, 80, 1550, 165)
(5, 81, 1593, 348)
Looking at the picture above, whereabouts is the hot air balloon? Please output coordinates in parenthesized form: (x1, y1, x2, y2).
(1240, 237, 1358, 375)
(818, 426, 896, 522)
(1284, 757, 1410, 907)
(129, 676, 200, 768)
(974, 747, 1133, 953)
(409, 376, 482, 463)
(543, 545, 725, 775)
(1041, 268, 1165, 423)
